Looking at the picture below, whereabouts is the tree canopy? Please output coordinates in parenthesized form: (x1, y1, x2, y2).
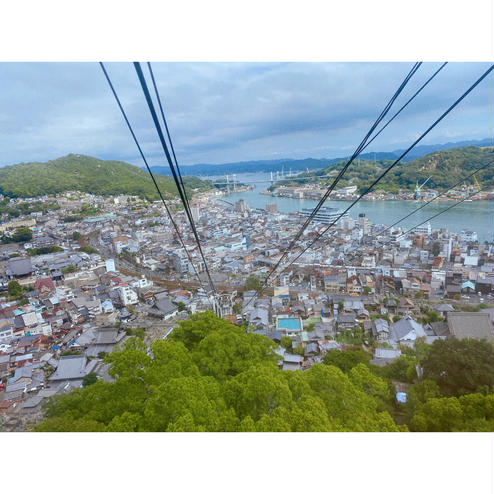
(422, 338, 494, 397)
(244, 275, 261, 291)
(32, 312, 494, 432)
(34, 311, 405, 432)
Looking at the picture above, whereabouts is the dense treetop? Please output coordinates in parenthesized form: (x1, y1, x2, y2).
(34, 312, 406, 432)
(0, 154, 212, 200)
(33, 312, 494, 432)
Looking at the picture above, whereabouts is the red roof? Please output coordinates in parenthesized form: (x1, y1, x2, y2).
(34, 278, 55, 292)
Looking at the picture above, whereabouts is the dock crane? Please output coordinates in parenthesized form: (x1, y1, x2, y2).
(414, 176, 432, 200)
(473, 173, 481, 190)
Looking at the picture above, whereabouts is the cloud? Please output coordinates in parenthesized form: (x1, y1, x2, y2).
(0, 62, 492, 167)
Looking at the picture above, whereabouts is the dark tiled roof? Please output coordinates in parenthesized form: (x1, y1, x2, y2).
(7, 258, 33, 276)
(447, 312, 494, 341)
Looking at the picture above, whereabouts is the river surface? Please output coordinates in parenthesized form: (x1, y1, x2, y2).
(202, 172, 494, 242)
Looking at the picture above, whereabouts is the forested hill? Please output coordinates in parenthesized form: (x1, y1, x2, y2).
(273, 146, 494, 193)
(0, 154, 212, 200)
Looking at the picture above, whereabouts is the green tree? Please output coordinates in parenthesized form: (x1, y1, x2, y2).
(404, 379, 442, 422)
(72, 231, 82, 241)
(145, 339, 200, 385)
(35, 416, 106, 432)
(12, 227, 33, 243)
(172, 311, 235, 350)
(223, 365, 292, 421)
(33, 310, 413, 433)
(7, 280, 23, 299)
(82, 372, 98, 387)
(79, 245, 98, 255)
(193, 327, 277, 381)
(422, 338, 494, 396)
(381, 355, 417, 383)
(142, 376, 225, 432)
(410, 393, 494, 432)
(105, 337, 151, 380)
(27, 246, 64, 256)
(323, 348, 371, 374)
(304, 364, 403, 431)
(280, 336, 293, 351)
(62, 264, 78, 274)
(244, 275, 261, 291)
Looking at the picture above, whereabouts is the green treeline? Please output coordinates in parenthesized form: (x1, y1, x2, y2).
(26, 246, 64, 256)
(1, 226, 33, 244)
(274, 146, 494, 193)
(0, 198, 60, 218)
(33, 312, 494, 432)
(0, 154, 213, 200)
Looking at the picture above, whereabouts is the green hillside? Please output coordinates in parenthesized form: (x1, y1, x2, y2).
(273, 146, 494, 193)
(0, 154, 213, 200)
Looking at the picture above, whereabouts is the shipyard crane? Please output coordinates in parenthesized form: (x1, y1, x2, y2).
(414, 176, 432, 200)
(473, 173, 481, 190)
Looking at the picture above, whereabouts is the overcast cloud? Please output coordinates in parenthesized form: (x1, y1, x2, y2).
(0, 62, 492, 167)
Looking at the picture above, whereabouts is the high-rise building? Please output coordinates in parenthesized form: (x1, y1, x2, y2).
(235, 199, 249, 213)
(301, 207, 348, 224)
(358, 213, 371, 235)
(191, 206, 201, 222)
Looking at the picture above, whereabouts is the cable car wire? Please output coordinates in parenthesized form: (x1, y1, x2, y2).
(99, 62, 206, 290)
(244, 63, 494, 310)
(133, 62, 217, 295)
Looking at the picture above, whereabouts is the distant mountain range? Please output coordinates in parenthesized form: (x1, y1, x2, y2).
(148, 138, 494, 177)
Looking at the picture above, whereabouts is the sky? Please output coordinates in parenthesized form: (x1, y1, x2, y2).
(0, 62, 492, 168)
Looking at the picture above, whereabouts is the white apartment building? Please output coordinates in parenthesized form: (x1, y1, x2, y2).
(131, 276, 153, 290)
(460, 230, 478, 243)
(118, 285, 139, 305)
(413, 222, 432, 235)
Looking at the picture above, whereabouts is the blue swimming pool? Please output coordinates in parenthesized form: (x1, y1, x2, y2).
(277, 317, 302, 331)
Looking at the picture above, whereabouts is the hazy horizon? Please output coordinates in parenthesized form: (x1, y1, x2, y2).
(0, 62, 493, 168)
